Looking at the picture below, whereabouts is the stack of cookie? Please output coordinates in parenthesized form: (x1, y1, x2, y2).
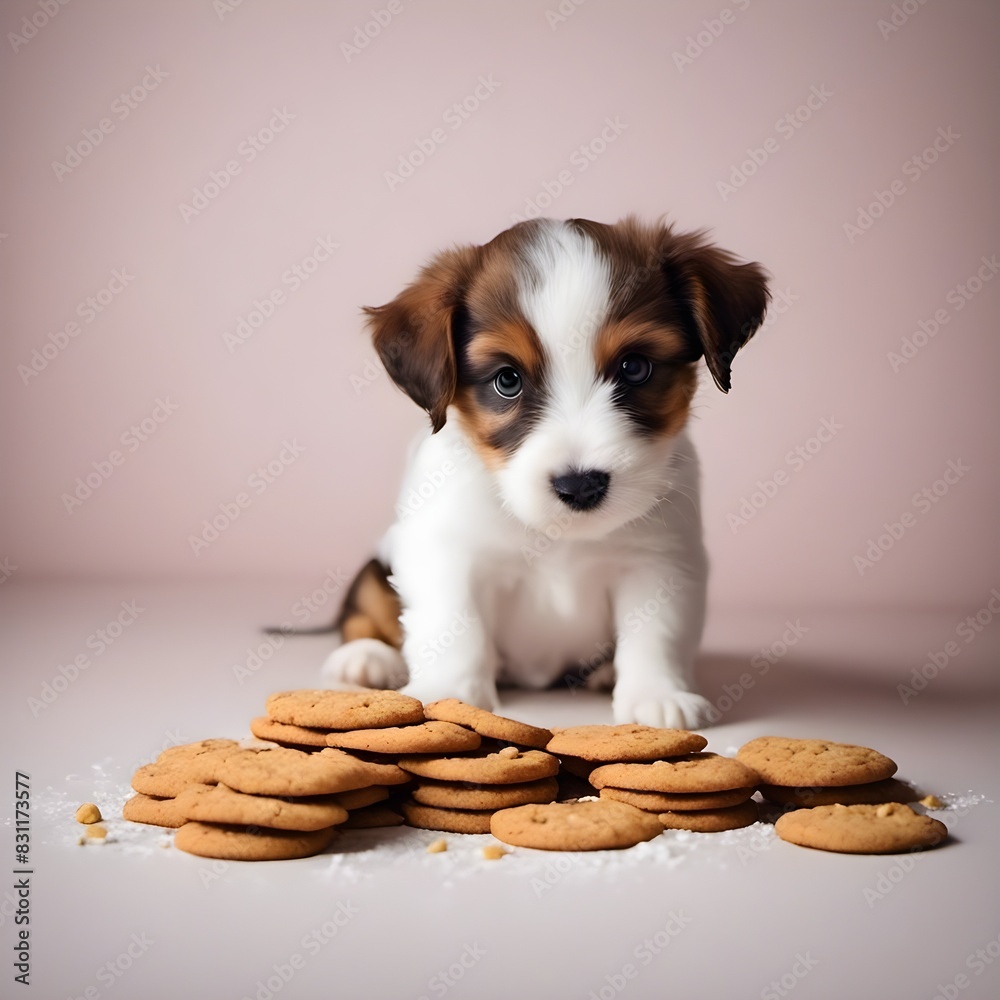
(545, 725, 761, 833)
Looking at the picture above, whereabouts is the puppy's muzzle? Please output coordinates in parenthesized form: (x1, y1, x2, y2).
(550, 469, 610, 511)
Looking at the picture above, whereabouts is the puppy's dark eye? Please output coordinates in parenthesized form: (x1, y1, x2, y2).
(618, 354, 653, 387)
(493, 367, 522, 399)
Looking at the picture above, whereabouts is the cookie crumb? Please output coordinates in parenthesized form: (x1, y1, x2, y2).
(85, 824, 108, 840)
(482, 845, 507, 860)
(76, 803, 102, 824)
(920, 794, 943, 809)
(498, 747, 519, 759)
(876, 803, 893, 817)
(426, 838, 447, 854)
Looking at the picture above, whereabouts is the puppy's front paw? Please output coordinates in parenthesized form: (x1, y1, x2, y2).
(401, 675, 499, 712)
(613, 681, 712, 729)
(321, 639, 409, 690)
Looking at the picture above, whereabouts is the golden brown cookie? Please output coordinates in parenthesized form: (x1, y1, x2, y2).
(216, 746, 380, 797)
(401, 802, 495, 834)
(266, 689, 424, 730)
(410, 777, 559, 811)
(325, 720, 480, 755)
(318, 748, 410, 785)
(490, 799, 663, 851)
(737, 736, 897, 787)
(340, 804, 405, 829)
(174, 821, 337, 860)
(600, 784, 756, 812)
(424, 699, 552, 749)
(759, 777, 919, 808)
(250, 716, 331, 748)
(589, 753, 759, 793)
(174, 783, 348, 832)
(329, 786, 390, 811)
(131, 742, 240, 796)
(397, 748, 559, 785)
(774, 802, 948, 854)
(658, 800, 759, 832)
(122, 793, 187, 828)
(158, 738, 241, 760)
(546, 724, 707, 762)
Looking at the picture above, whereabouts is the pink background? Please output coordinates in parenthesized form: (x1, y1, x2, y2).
(2, 1, 998, 623)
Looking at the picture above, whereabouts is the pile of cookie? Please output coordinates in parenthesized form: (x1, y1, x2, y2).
(119, 689, 949, 860)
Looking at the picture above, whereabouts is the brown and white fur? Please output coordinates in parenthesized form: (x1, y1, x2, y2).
(322, 216, 769, 728)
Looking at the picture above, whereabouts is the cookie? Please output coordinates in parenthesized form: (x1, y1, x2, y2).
(658, 800, 759, 832)
(216, 746, 387, 797)
(318, 748, 410, 786)
(122, 793, 187, 828)
(424, 699, 552, 749)
(546, 724, 707, 762)
(411, 777, 559, 811)
(174, 783, 348, 832)
(266, 689, 424, 730)
(401, 802, 495, 835)
(737, 736, 897, 787)
(341, 804, 405, 829)
(774, 802, 948, 854)
(490, 799, 663, 851)
(589, 753, 759, 793)
(250, 716, 331, 748)
(600, 785, 756, 812)
(325, 720, 480, 755)
(759, 777, 919, 808)
(329, 786, 390, 811)
(397, 748, 559, 785)
(131, 742, 240, 797)
(174, 821, 337, 861)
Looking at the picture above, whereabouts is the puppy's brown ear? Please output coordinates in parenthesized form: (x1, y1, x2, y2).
(659, 229, 770, 392)
(364, 245, 481, 432)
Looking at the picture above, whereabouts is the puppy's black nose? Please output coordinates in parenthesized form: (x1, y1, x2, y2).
(550, 469, 610, 511)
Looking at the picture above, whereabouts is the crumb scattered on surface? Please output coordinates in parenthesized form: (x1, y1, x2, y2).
(426, 838, 447, 854)
(498, 747, 519, 759)
(920, 794, 943, 809)
(482, 845, 507, 860)
(85, 824, 108, 840)
(76, 803, 102, 824)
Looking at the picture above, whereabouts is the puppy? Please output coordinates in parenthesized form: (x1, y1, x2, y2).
(323, 216, 769, 728)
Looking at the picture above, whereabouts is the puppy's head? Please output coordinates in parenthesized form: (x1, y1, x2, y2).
(366, 217, 769, 538)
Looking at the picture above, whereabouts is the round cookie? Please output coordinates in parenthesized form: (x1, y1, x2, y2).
(546, 724, 707, 762)
(600, 784, 756, 812)
(266, 689, 424, 730)
(658, 800, 759, 832)
(174, 821, 337, 861)
(402, 802, 495, 835)
(131, 743, 239, 797)
(737, 736, 897, 787)
(424, 699, 552, 749)
(774, 802, 948, 854)
(123, 793, 187, 828)
(397, 748, 559, 785)
(158, 738, 241, 760)
(411, 777, 559, 810)
(330, 786, 390, 811)
(318, 748, 410, 786)
(759, 777, 919, 808)
(341, 805, 405, 829)
(174, 783, 348, 832)
(217, 746, 383, 797)
(589, 753, 758, 793)
(325, 720, 480, 755)
(491, 799, 663, 851)
(250, 717, 330, 748)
